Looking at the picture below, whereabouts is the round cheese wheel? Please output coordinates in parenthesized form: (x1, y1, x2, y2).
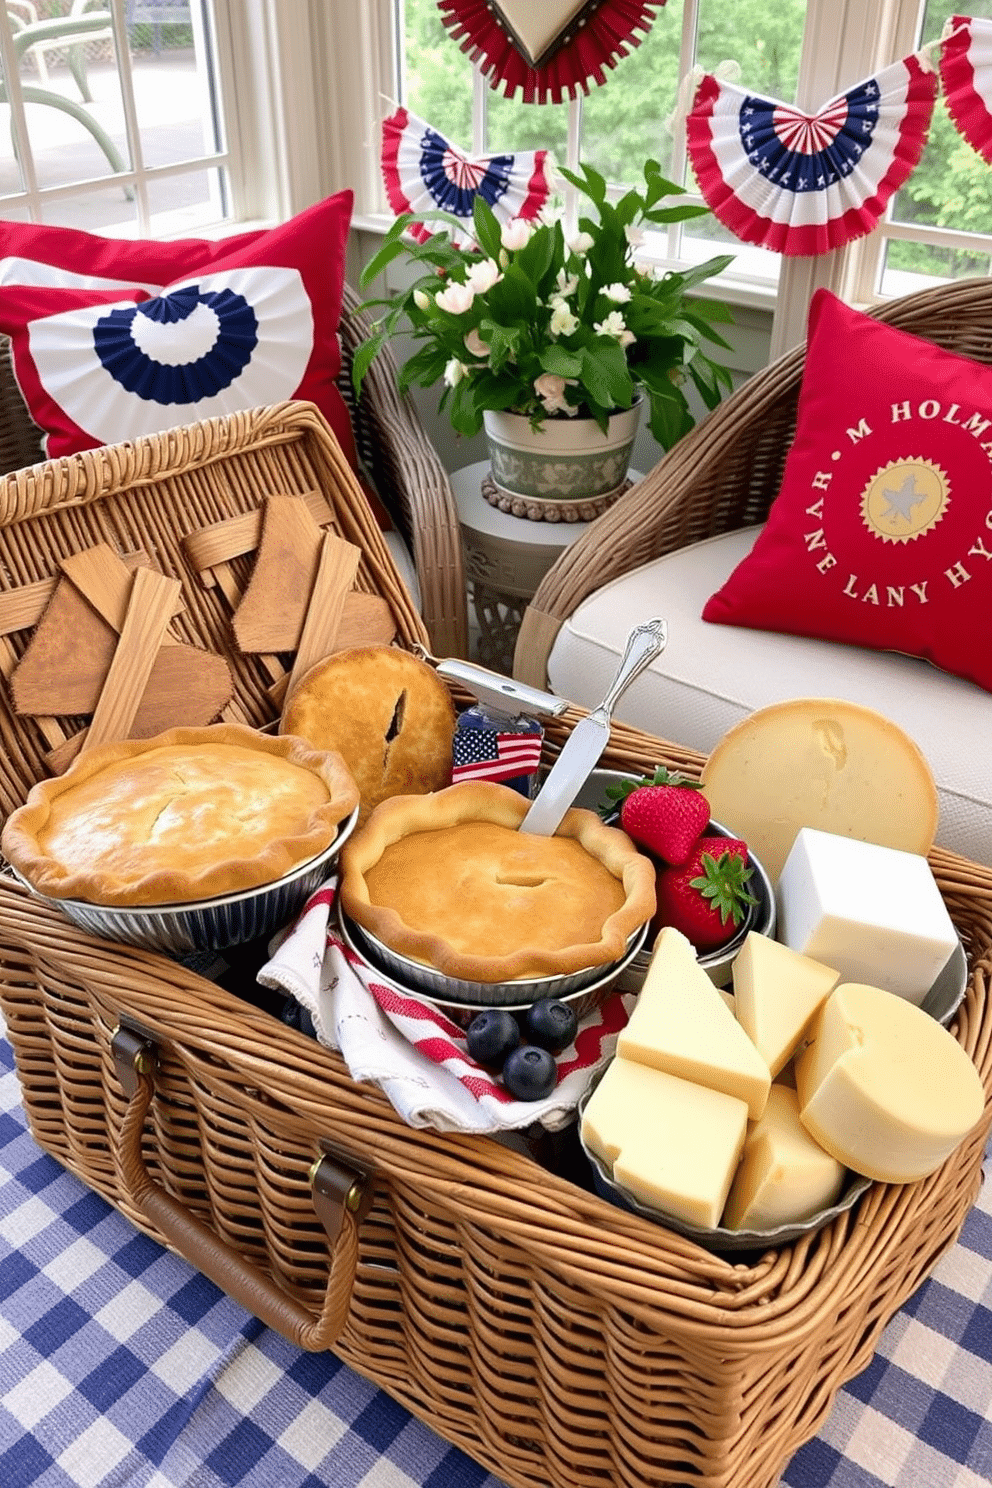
(700, 698, 938, 883)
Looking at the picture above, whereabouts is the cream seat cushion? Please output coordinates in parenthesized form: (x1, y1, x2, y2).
(547, 527, 992, 869)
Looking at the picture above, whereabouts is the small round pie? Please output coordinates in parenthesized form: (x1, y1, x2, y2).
(280, 645, 456, 822)
(1, 722, 359, 907)
(339, 780, 657, 982)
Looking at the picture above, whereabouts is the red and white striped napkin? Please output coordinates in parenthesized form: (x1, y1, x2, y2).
(257, 882, 633, 1134)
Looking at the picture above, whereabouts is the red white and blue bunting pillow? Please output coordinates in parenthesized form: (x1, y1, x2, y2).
(381, 107, 553, 246)
(0, 193, 358, 467)
(686, 56, 938, 257)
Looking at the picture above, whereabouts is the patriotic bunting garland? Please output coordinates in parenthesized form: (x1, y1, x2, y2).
(686, 56, 938, 257)
(940, 15, 992, 165)
(397, 11, 992, 260)
(381, 107, 553, 246)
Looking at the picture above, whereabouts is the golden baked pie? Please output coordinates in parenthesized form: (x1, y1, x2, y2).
(1, 723, 359, 907)
(339, 780, 657, 981)
(279, 645, 455, 822)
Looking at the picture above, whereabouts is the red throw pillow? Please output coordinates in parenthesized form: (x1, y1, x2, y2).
(703, 290, 992, 693)
(0, 219, 268, 292)
(0, 193, 358, 470)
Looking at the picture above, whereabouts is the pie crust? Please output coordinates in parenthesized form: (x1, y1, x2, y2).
(1, 723, 360, 907)
(279, 645, 456, 822)
(339, 780, 657, 981)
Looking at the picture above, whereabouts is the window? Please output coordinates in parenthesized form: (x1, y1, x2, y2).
(0, 0, 231, 234)
(398, 0, 992, 329)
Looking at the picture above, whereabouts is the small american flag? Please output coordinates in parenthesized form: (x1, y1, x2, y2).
(451, 728, 543, 785)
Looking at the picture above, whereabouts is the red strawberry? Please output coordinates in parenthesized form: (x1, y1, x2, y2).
(652, 836, 757, 951)
(617, 772, 710, 866)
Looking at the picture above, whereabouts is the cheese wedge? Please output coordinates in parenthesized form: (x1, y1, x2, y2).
(722, 1084, 846, 1231)
(732, 931, 840, 1077)
(700, 698, 938, 883)
(617, 926, 771, 1119)
(795, 982, 986, 1182)
(581, 1056, 748, 1229)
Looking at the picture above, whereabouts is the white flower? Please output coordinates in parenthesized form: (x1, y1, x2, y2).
(466, 257, 502, 293)
(595, 310, 636, 348)
(555, 268, 579, 296)
(412, 288, 431, 311)
(443, 357, 469, 387)
(435, 281, 475, 314)
(500, 218, 533, 251)
(603, 281, 632, 304)
(534, 372, 578, 416)
(625, 225, 646, 248)
(548, 300, 579, 337)
(463, 326, 489, 359)
(566, 230, 594, 254)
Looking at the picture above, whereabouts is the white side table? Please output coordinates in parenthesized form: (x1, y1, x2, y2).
(451, 460, 640, 673)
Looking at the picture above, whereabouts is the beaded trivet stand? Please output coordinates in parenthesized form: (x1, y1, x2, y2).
(481, 472, 633, 523)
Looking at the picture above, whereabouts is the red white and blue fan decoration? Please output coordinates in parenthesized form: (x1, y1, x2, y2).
(382, 107, 554, 245)
(940, 15, 992, 164)
(438, 0, 664, 104)
(686, 56, 938, 256)
(28, 268, 312, 444)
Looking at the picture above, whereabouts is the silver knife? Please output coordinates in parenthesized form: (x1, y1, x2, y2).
(519, 617, 668, 836)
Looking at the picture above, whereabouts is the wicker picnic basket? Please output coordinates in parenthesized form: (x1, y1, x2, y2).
(0, 402, 990, 1488)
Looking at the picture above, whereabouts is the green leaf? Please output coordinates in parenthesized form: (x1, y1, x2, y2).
(350, 331, 386, 398)
(580, 339, 634, 409)
(517, 225, 556, 285)
(539, 344, 583, 377)
(472, 196, 503, 260)
(358, 235, 413, 289)
(642, 203, 713, 224)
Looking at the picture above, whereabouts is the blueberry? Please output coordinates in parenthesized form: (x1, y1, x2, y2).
(502, 1044, 558, 1101)
(523, 998, 579, 1054)
(466, 1008, 520, 1068)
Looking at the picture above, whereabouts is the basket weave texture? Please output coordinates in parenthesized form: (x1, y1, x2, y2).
(0, 405, 990, 1488)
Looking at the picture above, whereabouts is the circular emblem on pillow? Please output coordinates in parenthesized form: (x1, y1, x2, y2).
(859, 456, 949, 544)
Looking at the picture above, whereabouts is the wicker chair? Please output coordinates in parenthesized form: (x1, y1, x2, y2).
(512, 276, 992, 686)
(0, 279, 468, 660)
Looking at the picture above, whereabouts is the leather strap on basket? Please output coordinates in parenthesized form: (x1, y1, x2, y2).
(110, 1024, 372, 1351)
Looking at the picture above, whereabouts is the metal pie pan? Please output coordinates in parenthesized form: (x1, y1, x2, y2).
(337, 898, 648, 1029)
(342, 907, 650, 1008)
(10, 805, 360, 957)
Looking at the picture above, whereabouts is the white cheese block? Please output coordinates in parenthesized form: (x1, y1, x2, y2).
(777, 827, 957, 1005)
(617, 926, 771, 1119)
(700, 698, 938, 883)
(794, 982, 986, 1183)
(581, 1056, 749, 1229)
(732, 931, 840, 1077)
(722, 1084, 847, 1231)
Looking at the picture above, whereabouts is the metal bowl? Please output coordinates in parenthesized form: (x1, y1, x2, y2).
(586, 765, 775, 988)
(576, 1071, 872, 1253)
(338, 904, 647, 1027)
(10, 805, 360, 957)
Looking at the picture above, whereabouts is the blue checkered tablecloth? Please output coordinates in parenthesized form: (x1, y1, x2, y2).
(2, 1024, 990, 1488)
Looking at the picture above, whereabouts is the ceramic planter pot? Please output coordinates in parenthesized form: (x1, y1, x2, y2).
(483, 401, 641, 517)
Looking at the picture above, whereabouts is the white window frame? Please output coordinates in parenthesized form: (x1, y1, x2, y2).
(352, 0, 992, 356)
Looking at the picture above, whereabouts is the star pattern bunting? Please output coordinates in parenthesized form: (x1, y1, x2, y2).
(686, 56, 938, 256)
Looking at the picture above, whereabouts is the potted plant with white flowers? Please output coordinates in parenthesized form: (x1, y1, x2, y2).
(354, 159, 736, 518)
